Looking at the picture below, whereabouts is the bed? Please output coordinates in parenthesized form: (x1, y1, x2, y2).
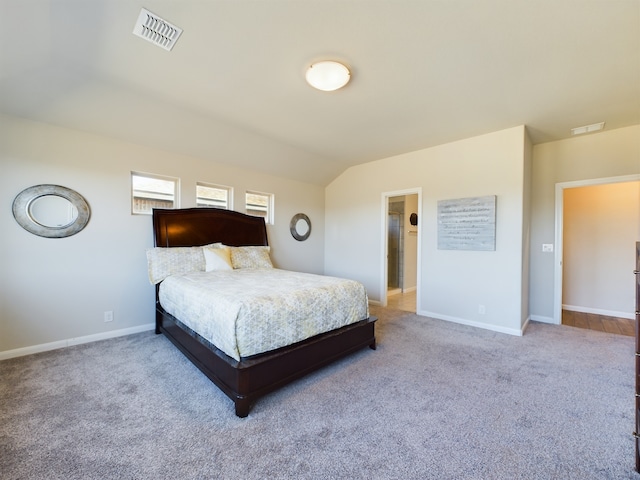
(149, 207, 377, 417)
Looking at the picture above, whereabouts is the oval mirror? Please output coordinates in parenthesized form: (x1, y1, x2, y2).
(29, 195, 79, 228)
(12, 185, 91, 238)
(290, 213, 311, 241)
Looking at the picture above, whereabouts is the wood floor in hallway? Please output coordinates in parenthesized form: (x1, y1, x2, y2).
(386, 290, 415, 312)
(562, 309, 634, 337)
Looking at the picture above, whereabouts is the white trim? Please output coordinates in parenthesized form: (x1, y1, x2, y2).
(418, 310, 525, 336)
(380, 188, 422, 310)
(562, 304, 635, 320)
(245, 189, 274, 225)
(0, 323, 155, 361)
(196, 181, 233, 210)
(553, 182, 564, 325)
(131, 170, 180, 215)
(530, 314, 555, 324)
(553, 174, 640, 324)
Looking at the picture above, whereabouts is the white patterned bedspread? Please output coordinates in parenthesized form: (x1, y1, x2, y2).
(158, 268, 369, 361)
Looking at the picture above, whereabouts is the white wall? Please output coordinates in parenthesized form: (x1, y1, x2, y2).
(563, 181, 640, 317)
(520, 131, 533, 328)
(0, 114, 325, 356)
(325, 126, 530, 335)
(529, 125, 640, 322)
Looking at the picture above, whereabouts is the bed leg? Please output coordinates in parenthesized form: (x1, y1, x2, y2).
(234, 397, 251, 418)
(369, 339, 377, 350)
(155, 307, 162, 334)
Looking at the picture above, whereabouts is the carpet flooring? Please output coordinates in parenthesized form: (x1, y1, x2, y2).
(0, 306, 637, 479)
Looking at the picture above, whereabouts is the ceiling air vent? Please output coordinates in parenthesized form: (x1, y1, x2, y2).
(133, 8, 182, 51)
(570, 122, 605, 136)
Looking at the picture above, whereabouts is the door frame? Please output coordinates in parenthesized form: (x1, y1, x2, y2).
(553, 174, 640, 324)
(380, 187, 422, 309)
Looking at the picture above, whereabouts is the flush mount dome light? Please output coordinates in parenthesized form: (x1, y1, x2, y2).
(305, 61, 351, 91)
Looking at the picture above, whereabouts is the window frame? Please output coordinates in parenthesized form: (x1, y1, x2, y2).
(245, 190, 274, 225)
(196, 182, 233, 210)
(131, 171, 179, 215)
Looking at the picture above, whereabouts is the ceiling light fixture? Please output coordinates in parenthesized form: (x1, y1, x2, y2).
(305, 61, 351, 91)
(571, 122, 605, 136)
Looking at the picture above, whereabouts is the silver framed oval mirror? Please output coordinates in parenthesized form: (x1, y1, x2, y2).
(12, 184, 91, 238)
(290, 213, 311, 241)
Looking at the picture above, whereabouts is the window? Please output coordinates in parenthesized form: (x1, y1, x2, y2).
(196, 183, 232, 210)
(131, 172, 178, 215)
(245, 190, 274, 224)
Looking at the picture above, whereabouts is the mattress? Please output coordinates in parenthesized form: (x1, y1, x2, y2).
(158, 268, 369, 361)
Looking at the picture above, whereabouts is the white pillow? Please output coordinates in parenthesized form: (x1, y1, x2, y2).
(203, 246, 233, 271)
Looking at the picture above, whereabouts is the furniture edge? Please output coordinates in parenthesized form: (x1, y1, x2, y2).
(156, 304, 376, 417)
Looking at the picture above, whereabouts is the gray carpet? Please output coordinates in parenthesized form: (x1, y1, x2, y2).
(1, 306, 637, 479)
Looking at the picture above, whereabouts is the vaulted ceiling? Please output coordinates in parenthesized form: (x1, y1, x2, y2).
(1, 1, 638, 185)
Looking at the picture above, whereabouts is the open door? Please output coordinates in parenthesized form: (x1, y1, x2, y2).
(387, 210, 402, 292)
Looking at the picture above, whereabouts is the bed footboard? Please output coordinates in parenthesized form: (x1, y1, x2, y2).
(156, 305, 376, 417)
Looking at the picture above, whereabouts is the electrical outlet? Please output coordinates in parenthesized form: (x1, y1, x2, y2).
(478, 304, 486, 315)
(104, 311, 114, 322)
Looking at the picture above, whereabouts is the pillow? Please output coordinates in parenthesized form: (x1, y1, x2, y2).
(203, 245, 233, 271)
(146, 246, 206, 284)
(230, 246, 273, 269)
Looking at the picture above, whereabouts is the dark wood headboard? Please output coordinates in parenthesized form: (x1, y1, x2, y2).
(152, 208, 268, 248)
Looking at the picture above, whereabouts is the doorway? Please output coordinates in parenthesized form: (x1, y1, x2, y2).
(553, 174, 640, 325)
(387, 201, 403, 294)
(381, 188, 421, 312)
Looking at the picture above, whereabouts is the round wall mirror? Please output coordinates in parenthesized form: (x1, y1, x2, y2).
(290, 213, 311, 241)
(12, 185, 91, 238)
(29, 195, 79, 228)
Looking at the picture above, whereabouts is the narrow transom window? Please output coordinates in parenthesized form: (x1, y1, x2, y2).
(197, 182, 232, 210)
(245, 191, 274, 224)
(131, 172, 178, 215)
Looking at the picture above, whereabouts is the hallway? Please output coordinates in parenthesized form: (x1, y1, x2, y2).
(386, 290, 416, 313)
(562, 310, 634, 337)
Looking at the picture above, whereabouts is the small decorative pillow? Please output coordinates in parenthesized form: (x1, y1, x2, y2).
(203, 245, 233, 271)
(146, 246, 206, 284)
(230, 246, 273, 269)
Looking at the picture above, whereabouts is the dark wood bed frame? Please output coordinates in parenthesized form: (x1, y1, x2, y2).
(152, 208, 377, 417)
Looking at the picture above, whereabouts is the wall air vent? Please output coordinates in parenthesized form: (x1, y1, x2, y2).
(133, 8, 182, 51)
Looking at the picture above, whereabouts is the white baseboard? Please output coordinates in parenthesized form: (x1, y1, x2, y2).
(0, 323, 155, 361)
(563, 304, 634, 320)
(417, 310, 525, 336)
(530, 314, 557, 325)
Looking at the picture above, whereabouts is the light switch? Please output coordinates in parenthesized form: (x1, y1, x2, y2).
(542, 244, 553, 253)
